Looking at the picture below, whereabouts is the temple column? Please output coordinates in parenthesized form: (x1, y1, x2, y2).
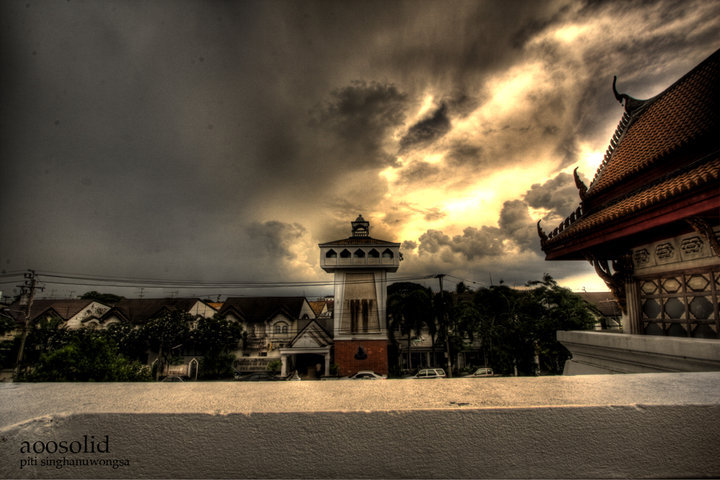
(625, 280, 641, 334)
(281, 355, 288, 377)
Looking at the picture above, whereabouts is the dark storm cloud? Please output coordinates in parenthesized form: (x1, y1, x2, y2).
(397, 162, 442, 184)
(498, 200, 539, 252)
(446, 144, 485, 168)
(312, 81, 408, 167)
(246, 221, 306, 260)
(399, 103, 451, 152)
(418, 226, 505, 259)
(524, 172, 582, 219)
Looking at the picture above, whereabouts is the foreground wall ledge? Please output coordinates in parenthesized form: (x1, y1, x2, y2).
(558, 330, 720, 374)
(2, 373, 719, 479)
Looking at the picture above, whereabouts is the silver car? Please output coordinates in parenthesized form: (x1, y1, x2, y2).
(413, 368, 446, 379)
(348, 370, 387, 380)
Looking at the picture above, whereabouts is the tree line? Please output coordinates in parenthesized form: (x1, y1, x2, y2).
(1, 311, 243, 381)
(387, 275, 600, 376)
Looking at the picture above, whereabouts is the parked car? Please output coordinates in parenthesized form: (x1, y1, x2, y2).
(348, 370, 387, 380)
(161, 375, 184, 382)
(465, 367, 496, 378)
(412, 368, 446, 379)
(234, 372, 282, 381)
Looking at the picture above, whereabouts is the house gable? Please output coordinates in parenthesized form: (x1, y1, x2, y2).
(291, 320, 332, 348)
(189, 300, 217, 318)
(66, 301, 111, 329)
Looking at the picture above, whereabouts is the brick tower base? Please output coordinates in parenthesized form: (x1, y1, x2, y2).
(334, 340, 388, 377)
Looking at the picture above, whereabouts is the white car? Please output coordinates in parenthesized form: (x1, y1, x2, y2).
(465, 367, 496, 378)
(348, 370, 387, 380)
(412, 368, 446, 379)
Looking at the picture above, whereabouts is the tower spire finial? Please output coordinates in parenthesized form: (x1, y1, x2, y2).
(351, 214, 369, 237)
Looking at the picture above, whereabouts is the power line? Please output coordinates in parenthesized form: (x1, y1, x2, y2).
(26, 270, 437, 291)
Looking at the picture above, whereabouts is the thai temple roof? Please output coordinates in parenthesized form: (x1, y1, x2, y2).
(541, 48, 720, 259)
(587, 49, 720, 198)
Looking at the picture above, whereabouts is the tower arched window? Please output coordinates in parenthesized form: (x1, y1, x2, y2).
(340, 249, 351, 258)
(354, 249, 366, 258)
(382, 249, 394, 259)
(326, 249, 337, 258)
(368, 249, 380, 258)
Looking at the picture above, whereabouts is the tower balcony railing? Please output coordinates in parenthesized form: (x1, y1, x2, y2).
(323, 257, 397, 267)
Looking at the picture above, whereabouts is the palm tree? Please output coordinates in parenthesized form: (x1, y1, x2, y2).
(387, 282, 432, 372)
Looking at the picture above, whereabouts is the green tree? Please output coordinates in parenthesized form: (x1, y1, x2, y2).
(105, 322, 148, 363)
(191, 315, 243, 379)
(17, 314, 68, 371)
(267, 359, 282, 375)
(387, 282, 433, 372)
(141, 310, 191, 380)
(24, 329, 150, 382)
(0, 312, 15, 336)
(80, 291, 124, 305)
(470, 275, 598, 376)
(523, 274, 598, 374)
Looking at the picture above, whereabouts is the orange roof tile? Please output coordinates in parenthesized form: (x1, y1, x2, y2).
(587, 49, 720, 197)
(545, 156, 719, 244)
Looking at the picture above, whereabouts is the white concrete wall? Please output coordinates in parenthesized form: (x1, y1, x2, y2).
(559, 330, 720, 374)
(2, 373, 719, 478)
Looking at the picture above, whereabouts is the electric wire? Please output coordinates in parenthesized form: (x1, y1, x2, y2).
(13, 271, 438, 291)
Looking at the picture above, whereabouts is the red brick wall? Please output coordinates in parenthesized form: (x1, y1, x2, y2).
(334, 340, 389, 377)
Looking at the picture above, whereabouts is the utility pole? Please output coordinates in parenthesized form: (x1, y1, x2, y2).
(436, 274, 452, 378)
(14, 270, 42, 379)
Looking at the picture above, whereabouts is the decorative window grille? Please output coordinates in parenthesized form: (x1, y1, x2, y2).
(638, 268, 719, 338)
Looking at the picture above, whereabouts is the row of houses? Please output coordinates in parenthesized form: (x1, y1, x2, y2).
(0, 296, 334, 378)
(1, 290, 621, 379)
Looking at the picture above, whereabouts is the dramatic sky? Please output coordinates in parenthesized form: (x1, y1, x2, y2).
(1, 0, 719, 299)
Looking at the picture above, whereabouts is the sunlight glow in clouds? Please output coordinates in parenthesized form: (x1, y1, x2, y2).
(478, 61, 548, 120)
(569, 141, 605, 181)
(552, 24, 593, 44)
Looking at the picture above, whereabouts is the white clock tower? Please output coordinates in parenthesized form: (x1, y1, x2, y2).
(319, 215, 401, 376)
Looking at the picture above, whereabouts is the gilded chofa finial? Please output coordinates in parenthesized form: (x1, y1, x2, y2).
(573, 167, 588, 201)
(537, 220, 548, 247)
(612, 75, 625, 105)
